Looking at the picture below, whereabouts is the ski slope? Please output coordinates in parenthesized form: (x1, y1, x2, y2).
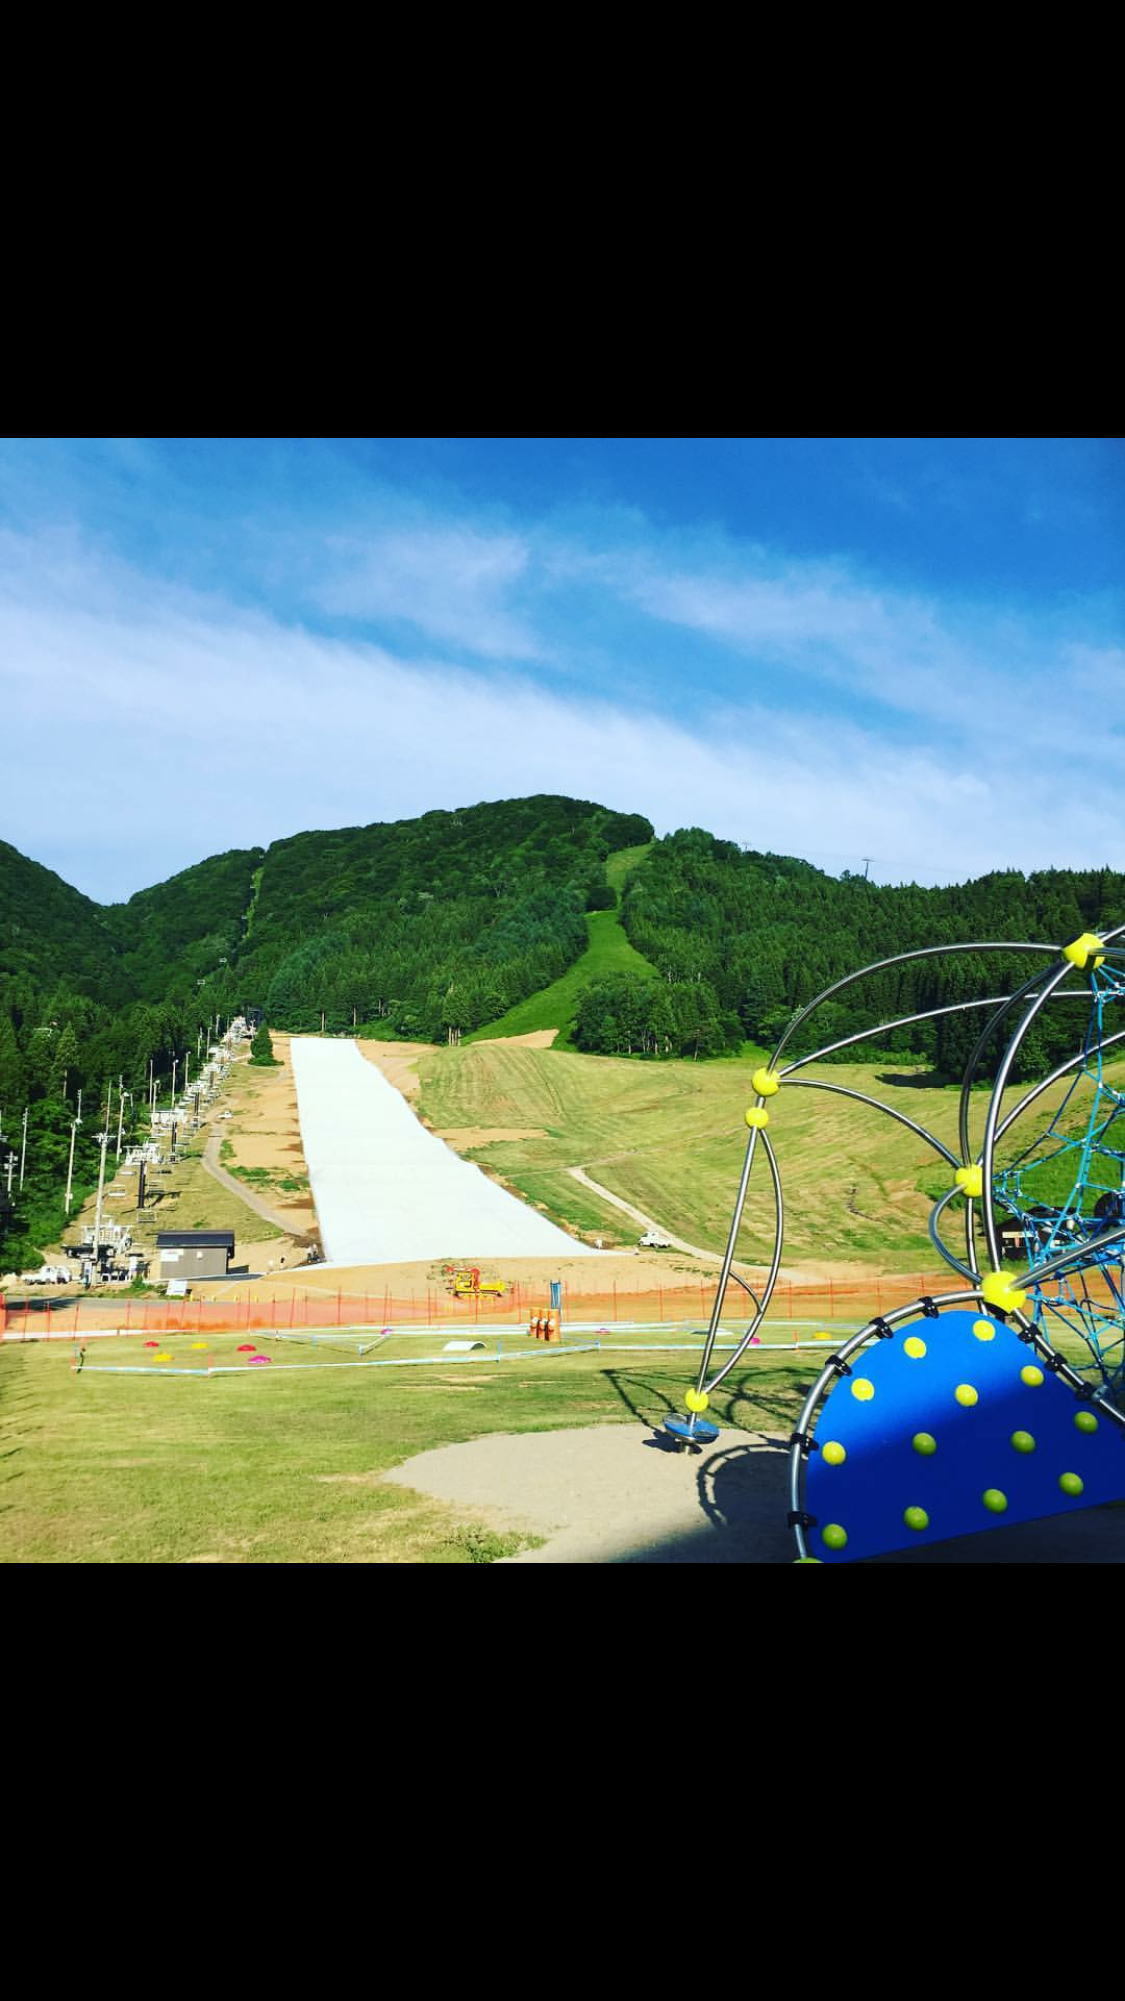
(289, 1037, 603, 1265)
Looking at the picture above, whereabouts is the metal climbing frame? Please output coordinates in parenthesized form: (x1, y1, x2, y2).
(673, 928, 1125, 1464)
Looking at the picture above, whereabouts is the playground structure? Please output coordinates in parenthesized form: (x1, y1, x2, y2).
(669, 928, 1125, 1562)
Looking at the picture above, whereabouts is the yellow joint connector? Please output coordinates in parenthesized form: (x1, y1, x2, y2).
(1062, 931, 1106, 970)
(980, 1270, 1028, 1315)
(685, 1388, 710, 1413)
(751, 1067, 781, 1097)
(954, 1164, 984, 1198)
(744, 1106, 770, 1129)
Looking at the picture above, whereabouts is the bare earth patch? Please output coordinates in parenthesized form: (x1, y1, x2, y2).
(356, 1039, 436, 1099)
(384, 1423, 794, 1562)
(435, 1127, 549, 1146)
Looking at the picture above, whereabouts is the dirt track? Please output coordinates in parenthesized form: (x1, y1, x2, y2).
(201, 1135, 310, 1238)
(567, 1164, 715, 1260)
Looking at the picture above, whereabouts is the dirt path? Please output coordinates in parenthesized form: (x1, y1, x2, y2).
(385, 1422, 1125, 1564)
(385, 1423, 794, 1562)
(201, 1135, 312, 1239)
(567, 1165, 716, 1261)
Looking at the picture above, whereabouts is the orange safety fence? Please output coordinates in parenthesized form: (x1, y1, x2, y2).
(0, 1272, 984, 1341)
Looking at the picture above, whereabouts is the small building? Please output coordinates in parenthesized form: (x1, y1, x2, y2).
(156, 1230, 235, 1281)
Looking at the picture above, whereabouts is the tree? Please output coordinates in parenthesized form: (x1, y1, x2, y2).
(249, 1024, 278, 1066)
(0, 1016, 25, 1117)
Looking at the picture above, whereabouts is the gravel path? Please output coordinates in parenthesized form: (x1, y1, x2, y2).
(200, 1135, 304, 1237)
(290, 1037, 604, 1265)
(567, 1165, 715, 1260)
(385, 1422, 1125, 1563)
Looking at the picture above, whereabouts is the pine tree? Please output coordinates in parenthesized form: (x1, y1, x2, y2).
(249, 1023, 278, 1066)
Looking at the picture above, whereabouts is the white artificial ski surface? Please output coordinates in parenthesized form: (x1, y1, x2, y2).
(289, 1037, 603, 1265)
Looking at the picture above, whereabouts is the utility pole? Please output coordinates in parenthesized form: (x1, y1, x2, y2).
(19, 1106, 28, 1189)
(116, 1086, 131, 1161)
(65, 1119, 79, 1213)
(184, 1052, 191, 1098)
(321, 1010, 325, 1035)
(91, 1127, 110, 1257)
(197, 1026, 203, 1056)
(861, 858, 871, 880)
(4, 1152, 15, 1200)
(76, 1088, 83, 1125)
(171, 1057, 178, 1106)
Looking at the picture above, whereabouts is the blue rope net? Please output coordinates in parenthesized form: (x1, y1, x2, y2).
(992, 964, 1125, 1393)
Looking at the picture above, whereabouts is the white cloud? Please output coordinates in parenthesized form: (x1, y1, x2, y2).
(311, 524, 541, 660)
(0, 520, 1121, 905)
(2, 443, 1123, 907)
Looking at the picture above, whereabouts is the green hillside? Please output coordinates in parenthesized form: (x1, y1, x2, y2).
(0, 839, 125, 1004)
(5, 790, 1125, 1268)
(468, 906, 661, 1047)
(104, 847, 265, 1002)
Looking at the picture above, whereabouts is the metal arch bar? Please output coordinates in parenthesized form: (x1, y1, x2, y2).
(1014, 1219, 1125, 1291)
(977, 924, 1125, 1276)
(703, 1127, 786, 1396)
(962, 923, 1125, 1171)
(784, 1077, 959, 1168)
(993, 1027, 1125, 1151)
(780, 988, 1092, 1081)
(927, 1186, 977, 1281)
(787, 1286, 1125, 1560)
(691, 1124, 763, 1396)
(768, 940, 1066, 1072)
(980, 966, 1078, 1271)
(957, 965, 1067, 1166)
(957, 943, 1125, 1263)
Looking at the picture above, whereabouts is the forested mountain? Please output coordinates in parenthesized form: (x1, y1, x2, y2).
(578, 829, 1125, 1074)
(104, 847, 266, 1003)
(1, 793, 1121, 1264)
(0, 797, 650, 1262)
(0, 840, 127, 1004)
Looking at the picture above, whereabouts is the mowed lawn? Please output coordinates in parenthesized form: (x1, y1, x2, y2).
(415, 1042, 1125, 1267)
(0, 1333, 816, 1564)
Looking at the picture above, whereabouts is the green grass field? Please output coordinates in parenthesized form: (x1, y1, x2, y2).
(0, 1331, 815, 1563)
(415, 1041, 1125, 1266)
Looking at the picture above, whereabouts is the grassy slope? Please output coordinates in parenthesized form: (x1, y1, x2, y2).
(605, 842, 652, 895)
(416, 1041, 1125, 1267)
(0, 1336, 811, 1562)
(467, 844, 659, 1048)
(467, 909, 660, 1047)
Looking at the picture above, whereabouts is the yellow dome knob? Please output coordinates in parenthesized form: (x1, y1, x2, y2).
(751, 1067, 781, 1096)
(955, 1164, 983, 1198)
(685, 1388, 710, 1413)
(1062, 932, 1106, 970)
(744, 1106, 770, 1128)
(980, 1271, 1028, 1314)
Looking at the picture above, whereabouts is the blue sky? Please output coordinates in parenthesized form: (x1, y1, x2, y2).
(1, 437, 1121, 903)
